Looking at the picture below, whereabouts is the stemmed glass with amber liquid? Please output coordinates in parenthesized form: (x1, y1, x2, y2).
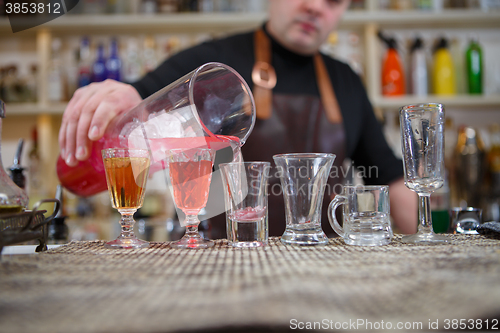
(102, 148, 151, 249)
(168, 148, 215, 249)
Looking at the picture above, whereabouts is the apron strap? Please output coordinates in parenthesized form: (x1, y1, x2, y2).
(252, 29, 276, 119)
(252, 28, 343, 123)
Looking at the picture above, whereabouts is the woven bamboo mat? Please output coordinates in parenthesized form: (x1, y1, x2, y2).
(1, 235, 500, 333)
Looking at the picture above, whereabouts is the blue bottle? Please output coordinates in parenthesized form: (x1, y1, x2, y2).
(92, 43, 107, 82)
(78, 37, 92, 88)
(106, 39, 122, 81)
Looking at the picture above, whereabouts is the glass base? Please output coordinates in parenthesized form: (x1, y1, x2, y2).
(170, 234, 214, 249)
(401, 232, 449, 245)
(105, 237, 149, 249)
(231, 241, 266, 248)
(281, 226, 328, 246)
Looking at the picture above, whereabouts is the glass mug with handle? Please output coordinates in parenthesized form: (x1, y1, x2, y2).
(328, 185, 393, 246)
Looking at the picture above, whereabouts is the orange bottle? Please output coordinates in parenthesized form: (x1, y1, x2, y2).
(379, 32, 406, 96)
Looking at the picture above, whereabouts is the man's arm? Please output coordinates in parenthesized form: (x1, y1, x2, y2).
(389, 177, 417, 234)
(59, 40, 223, 167)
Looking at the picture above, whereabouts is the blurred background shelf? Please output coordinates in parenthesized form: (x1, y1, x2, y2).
(1, 10, 499, 35)
(6, 103, 67, 115)
(373, 95, 500, 110)
(5, 95, 500, 117)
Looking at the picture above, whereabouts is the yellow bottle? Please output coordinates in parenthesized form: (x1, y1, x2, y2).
(433, 38, 456, 95)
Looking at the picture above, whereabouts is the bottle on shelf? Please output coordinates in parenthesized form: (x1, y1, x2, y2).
(432, 37, 456, 95)
(198, 0, 214, 12)
(409, 37, 428, 96)
(465, 37, 483, 94)
(0, 101, 29, 213)
(349, 0, 365, 10)
(390, 0, 413, 10)
(485, 123, 500, 221)
(83, 0, 107, 14)
(25, 64, 38, 103)
(28, 127, 44, 209)
(433, 0, 444, 11)
(78, 37, 92, 88)
(157, 0, 179, 13)
(179, 0, 199, 12)
(92, 43, 107, 83)
(2, 66, 21, 103)
(453, 126, 486, 208)
(416, 0, 433, 10)
(480, 0, 500, 11)
(141, 0, 158, 13)
(487, 123, 500, 197)
(142, 36, 158, 74)
(123, 38, 142, 84)
(378, 31, 406, 96)
(106, 38, 122, 81)
(48, 38, 65, 102)
(346, 32, 364, 77)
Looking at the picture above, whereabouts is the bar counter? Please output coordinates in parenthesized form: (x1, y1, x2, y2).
(1, 235, 500, 332)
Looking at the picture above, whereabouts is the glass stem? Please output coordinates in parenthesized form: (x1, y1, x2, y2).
(119, 210, 137, 239)
(184, 215, 200, 238)
(418, 193, 433, 233)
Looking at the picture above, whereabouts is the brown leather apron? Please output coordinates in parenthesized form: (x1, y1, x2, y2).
(210, 29, 347, 239)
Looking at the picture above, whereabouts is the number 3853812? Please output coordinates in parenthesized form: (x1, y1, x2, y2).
(5, 2, 61, 14)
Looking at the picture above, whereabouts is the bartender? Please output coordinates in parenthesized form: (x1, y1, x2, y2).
(59, 0, 417, 237)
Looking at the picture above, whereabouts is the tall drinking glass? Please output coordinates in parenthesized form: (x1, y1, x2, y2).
(102, 148, 151, 249)
(168, 148, 216, 249)
(400, 103, 449, 244)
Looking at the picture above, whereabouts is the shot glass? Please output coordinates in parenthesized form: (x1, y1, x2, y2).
(220, 162, 270, 248)
(450, 207, 483, 234)
(328, 185, 393, 246)
(273, 153, 336, 246)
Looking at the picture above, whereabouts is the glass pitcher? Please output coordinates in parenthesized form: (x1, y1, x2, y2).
(57, 62, 256, 196)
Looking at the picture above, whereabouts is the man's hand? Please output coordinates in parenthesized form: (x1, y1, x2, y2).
(59, 79, 142, 166)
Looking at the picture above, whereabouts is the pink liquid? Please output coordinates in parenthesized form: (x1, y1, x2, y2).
(231, 206, 266, 221)
(57, 135, 240, 197)
(169, 160, 213, 215)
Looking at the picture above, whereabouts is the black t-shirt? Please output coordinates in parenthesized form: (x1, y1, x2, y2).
(132, 28, 403, 186)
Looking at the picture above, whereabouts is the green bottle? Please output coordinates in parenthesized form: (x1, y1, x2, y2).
(466, 38, 483, 94)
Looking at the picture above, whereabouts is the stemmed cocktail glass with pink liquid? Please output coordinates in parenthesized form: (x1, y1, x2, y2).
(168, 148, 216, 249)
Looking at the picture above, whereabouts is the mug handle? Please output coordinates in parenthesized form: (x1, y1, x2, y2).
(328, 195, 347, 238)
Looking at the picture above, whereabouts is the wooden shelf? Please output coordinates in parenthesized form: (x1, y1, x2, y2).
(342, 9, 500, 29)
(0, 13, 266, 35)
(372, 94, 500, 111)
(1, 9, 499, 36)
(5, 103, 66, 116)
(5, 94, 500, 116)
